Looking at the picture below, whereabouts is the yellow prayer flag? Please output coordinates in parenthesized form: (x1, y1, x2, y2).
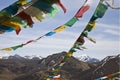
(2, 48, 12, 51)
(66, 52, 73, 57)
(2, 21, 21, 34)
(54, 25, 67, 32)
(17, 0, 28, 5)
(45, 78, 51, 80)
(10, 22, 21, 26)
(88, 20, 98, 29)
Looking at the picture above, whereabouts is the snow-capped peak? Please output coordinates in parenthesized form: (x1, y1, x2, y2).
(76, 54, 99, 63)
(1, 54, 43, 60)
(24, 55, 43, 60)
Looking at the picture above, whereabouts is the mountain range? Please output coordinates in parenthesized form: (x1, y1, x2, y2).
(0, 52, 119, 80)
(1, 54, 42, 60)
(1, 53, 100, 63)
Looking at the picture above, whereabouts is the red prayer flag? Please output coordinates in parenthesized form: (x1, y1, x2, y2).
(23, 40, 35, 46)
(75, 0, 92, 18)
(17, 11, 34, 27)
(75, 6, 90, 18)
(57, 1, 67, 13)
(54, 78, 60, 80)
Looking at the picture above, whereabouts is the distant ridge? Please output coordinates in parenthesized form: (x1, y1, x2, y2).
(0, 52, 119, 80)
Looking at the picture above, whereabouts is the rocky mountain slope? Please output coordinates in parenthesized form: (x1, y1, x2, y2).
(0, 52, 119, 80)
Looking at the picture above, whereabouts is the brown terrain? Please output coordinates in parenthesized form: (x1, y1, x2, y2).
(0, 52, 119, 80)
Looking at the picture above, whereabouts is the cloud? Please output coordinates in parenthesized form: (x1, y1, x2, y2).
(73, 39, 120, 60)
(21, 35, 76, 50)
(97, 23, 119, 30)
(91, 23, 120, 39)
(104, 29, 120, 36)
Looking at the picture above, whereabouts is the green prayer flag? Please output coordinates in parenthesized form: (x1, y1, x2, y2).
(73, 42, 83, 49)
(69, 48, 76, 52)
(52, 68, 59, 74)
(84, 20, 97, 32)
(65, 17, 79, 27)
(90, 2, 108, 21)
(0, 10, 11, 18)
(56, 66, 61, 70)
(11, 44, 23, 50)
(94, 2, 108, 18)
(47, 5, 60, 17)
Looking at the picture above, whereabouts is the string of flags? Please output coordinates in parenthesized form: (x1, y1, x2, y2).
(45, 72, 120, 80)
(95, 72, 120, 80)
(0, 0, 67, 35)
(0, 0, 92, 51)
(0, 0, 119, 51)
(45, 0, 120, 80)
(45, 74, 60, 80)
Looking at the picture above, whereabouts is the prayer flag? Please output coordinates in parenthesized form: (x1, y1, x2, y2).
(47, 5, 60, 17)
(2, 48, 12, 51)
(11, 44, 23, 50)
(33, 1, 54, 13)
(84, 20, 97, 32)
(45, 32, 56, 36)
(90, 2, 108, 21)
(75, 0, 92, 18)
(54, 25, 66, 32)
(57, 1, 67, 13)
(65, 17, 79, 27)
(17, 11, 34, 27)
(2, 21, 21, 35)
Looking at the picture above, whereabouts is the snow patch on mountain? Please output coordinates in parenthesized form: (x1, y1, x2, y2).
(76, 54, 100, 63)
(1, 54, 43, 60)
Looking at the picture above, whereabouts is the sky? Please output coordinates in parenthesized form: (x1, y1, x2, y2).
(0, 0, 120, 60)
